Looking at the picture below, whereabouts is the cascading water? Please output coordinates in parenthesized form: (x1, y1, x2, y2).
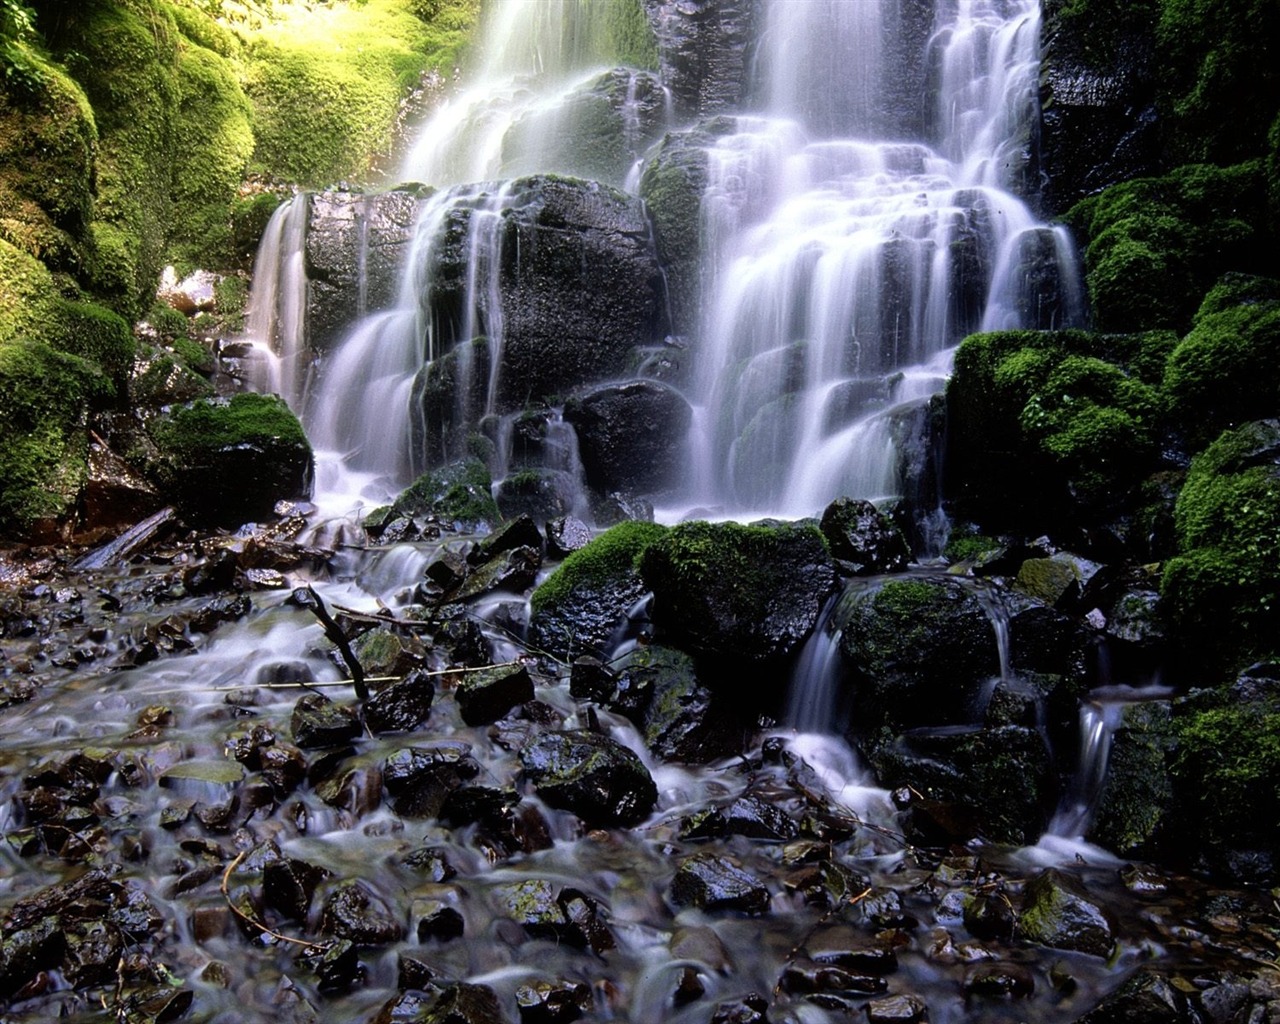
(680, 0, 1082, 518)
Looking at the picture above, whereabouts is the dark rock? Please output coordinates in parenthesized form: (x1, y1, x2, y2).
(452, 546, 541, 602)
(819, 497, 911, 574)
(264, 856, 331, 921)
(298, 938, 362, 994)
(520, 730, 656, 827)
(516, 979, 592, 1024)
(963, 891, 1016, 941)
(415, 899, 465, 942)
(866, 994, 928, 1023)
(397, 953, 436, 992)
(469, 514, 543, 565)
(426, 550, 470, 593)
(673, 966, 705, 1005)
(456, 663, 535, 725)
(615, 644, 740, 763)
(1017, 869, 1116, 957)
(568, 656, 615, 702)
(440, 785, 513, 826)
(493, 880, 613, 953)
(709, 993, 770, 1024)
(564, 380, 692, 496)
(351, 629, 425, 678)
(366, 669, 435, 734)
(640, 520, 838, 670)
(440, 616, 492, 667)
(1106, 588, 1165, 647)
(835, 577, 1000, 732)
(545, 517, 591, 558)
(1089, 701, 1176, 857)
(403, 845, 457, 882)
(964, 962, 1035, 998)
(1075, 970, 1188, 1023)
(494, 469, 580, 522)
(421, 983, 508, 1024)
(383, 743, 480, 818)
(291, 693, 362, 749)
(644, 0, 758, 118)
(778, 958, 888, 997)
(321, 880, 404, 946)
(305, 190, 422, 353)
(670, 853, 770, 914)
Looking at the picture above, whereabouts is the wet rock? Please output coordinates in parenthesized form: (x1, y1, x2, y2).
(1089, 701, 1176, 857)
(519, 729, 657, 827)
(264, 856, 331, 921)
(397, 953, 436, 992)
(1017, 869, 1116, 958)
(493, 880, 613, 953)
(425, 550, 470, 593)
(1106, 588, 1165, 647)
(564, 380, 692, 496)
(804, 927, 898, 975)
(456, 663, 535, 725)
(964, 962, 1035, 998)
(615, 643, 740, 763)
(421, 982, 508, 1024)
(545, 516, 591, 558)
(383, 743, 480, 818)
(350, 629, 426, 678)
(415, 898, 465, 942)
(291, 693, 362, 749)
(298, 938, 362, 993)
(866, 994, 929, 1023)
(1075, 969, 1188, 1023)
(516, 978, 591, 1023)
(963, 891, 1017, 941)
(670, 926, 734, 973)
(670, 852, 770, 914)
(321, 880, 404, 946)
(709, 992, 770, 1024)
(439, 616, 492, 667)
(820, 497, 911, 574)
(778, 958, 888, 997)
(366, 669, 435, 733)
(470, 514, 544, 564)
(452, 546, 541, 602)
(640, 520, 838, 674)
(569, 655, 615, 702)
(403, 845, 457, 882)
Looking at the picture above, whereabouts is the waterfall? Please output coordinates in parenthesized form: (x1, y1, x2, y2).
(679, 0, 1081, 518)
(243, 195, 309, 407)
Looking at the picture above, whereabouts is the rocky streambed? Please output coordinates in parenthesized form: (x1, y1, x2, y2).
(1, 508, 1279, 1024)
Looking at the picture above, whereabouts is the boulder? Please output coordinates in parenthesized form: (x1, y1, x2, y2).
(455, 663, 535, 725)
(818, 497, 911, 574)
(834, 577, 1000, 732)
(1088, 701, 1175, 857)
(564, 380, 692, 496)
(382, 743, 480, 819)
(670, 853, 769, 914)
(1017, 869, 1116, 957)
(519, 730, 657, 827)
(640, 520, 838, 668)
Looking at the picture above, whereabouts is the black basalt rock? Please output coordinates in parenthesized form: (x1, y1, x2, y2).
(670, 853, 770, 914)
(519, 729, 657, 827)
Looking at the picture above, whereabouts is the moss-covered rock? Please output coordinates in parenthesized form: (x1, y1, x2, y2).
(392, 457, 498, 527)
(1161, 419, 1280, 677)
(146, 392, 313, 526)
(1089, 701, 1177, 857)
(530, 520, 667, 660)
(639, 519, 838, 673)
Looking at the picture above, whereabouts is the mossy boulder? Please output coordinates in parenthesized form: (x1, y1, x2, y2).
(391, 458, 499, 528)
(1017, 869, 1116, 958)
(639, 519, 838, 672)
(530, 520, 667, 660)
(1161, 419, 1280, 677)
(819, 497, 911, 574)
(146, 393, 313, 527)
(1089, 701, 1177, 858)
(834, 578, 1000, 732)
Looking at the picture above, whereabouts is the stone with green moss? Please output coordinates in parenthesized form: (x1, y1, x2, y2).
(639, 519, 837, 672)
(146, 393, 313, 527)
(1017, 869, 1116, 957)
(530, 520, 667, 660)
(1089, 701, 1176, 857)
(392, 457, 498, 527)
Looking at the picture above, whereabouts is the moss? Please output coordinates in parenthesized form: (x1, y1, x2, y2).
(41, 297, 136, 385)
(1161, 420, 1280, 676)
(171, 335, 213, 374)
(0, 338, 109, 533)
(151, 391, 306, 459)
(392, 457, 498, 525)
(147, 300, 190, 341)
(1164, 300, 1280, 447)
(1067, 162, 1268, 334)
(0, 235, 59, 342)
(943, 533, 1001, 563)
(131, 349, 215, 407)
(530, 519, 667, 615)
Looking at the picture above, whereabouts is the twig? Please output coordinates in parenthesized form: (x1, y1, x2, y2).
(220, 851, 322, 950)
(292, 586, 368, 701)
(210, 660, 524, 693)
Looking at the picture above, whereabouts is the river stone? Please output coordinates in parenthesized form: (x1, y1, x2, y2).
(1017, 869, 1116, 957)
(867, 994, 928, 1023)
(519, 730, 657, 827)
(415, 898, 465, 942)
(421, 982, 508, 1024)
(670, 853, 770, 914)
(291, 693, 362, 749)
(640, 520, 838, 671)
(383, 743, 480, 818)
(403, 845, 457, 882)
(515, 978, 592, 1024)
(492, 879, 613, 953)
(470, 514, 543, 565)
(451, 546, 541, 603)
(321, 880, 404, 946)
(835, 577, 1000, 732)
(963, 891, 1016, 941)
(964, 962, 1035, 998)
(564, 380, 692, 496)
(455, 663, 535, 726)
(778, 959, 888, 997)
(264, 856, 330, 921)
(299, 938, 361, 994)
(546, 516, 591, 558)
(366, 669, 435, 734)
(1075, 969, 1188, 1023)
(819, 497, 911, 574)
(709, 993, 769, 1024)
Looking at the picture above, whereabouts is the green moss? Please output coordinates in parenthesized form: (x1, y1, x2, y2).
(392, 456, 498, 525)
(1067, 162, 1268, 334)
(943, 533, 1001, 563)
(530, 519, 667, 615)
(147, 300, 190, 341)
(0, 338, 109, 533)
(1162, 420, 1280, 676)
(171, 335, 213, 374)
(151, 391, 306, 459)
(0, 235, 58, 342)
(41, 297, 136, 384)
(1164, 299, 1280, 447)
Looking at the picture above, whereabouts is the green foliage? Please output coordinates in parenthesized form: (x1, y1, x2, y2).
(943, 533, 1001, 563)
(172, 335, 213, 374)
(0, 338, 109, 532)
(1, 0, 42, 97)
(1162, 420, 1280, 676)
(531, 519, 667, 614)
(1164, 297, 1280, 447)
(1067, 162, 1268, 333)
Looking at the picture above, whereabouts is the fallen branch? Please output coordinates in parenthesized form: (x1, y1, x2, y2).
(220, 851, 322, 950)
(292, 586, 368, 701)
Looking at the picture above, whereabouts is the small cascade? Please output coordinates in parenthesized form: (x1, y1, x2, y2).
(784, 596, 845, 734)
(243, 195, 309, 406)
(1050, 702, 1112, 839)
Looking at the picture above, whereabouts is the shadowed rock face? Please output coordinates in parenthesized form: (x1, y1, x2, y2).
(643, 0, 759, 118)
